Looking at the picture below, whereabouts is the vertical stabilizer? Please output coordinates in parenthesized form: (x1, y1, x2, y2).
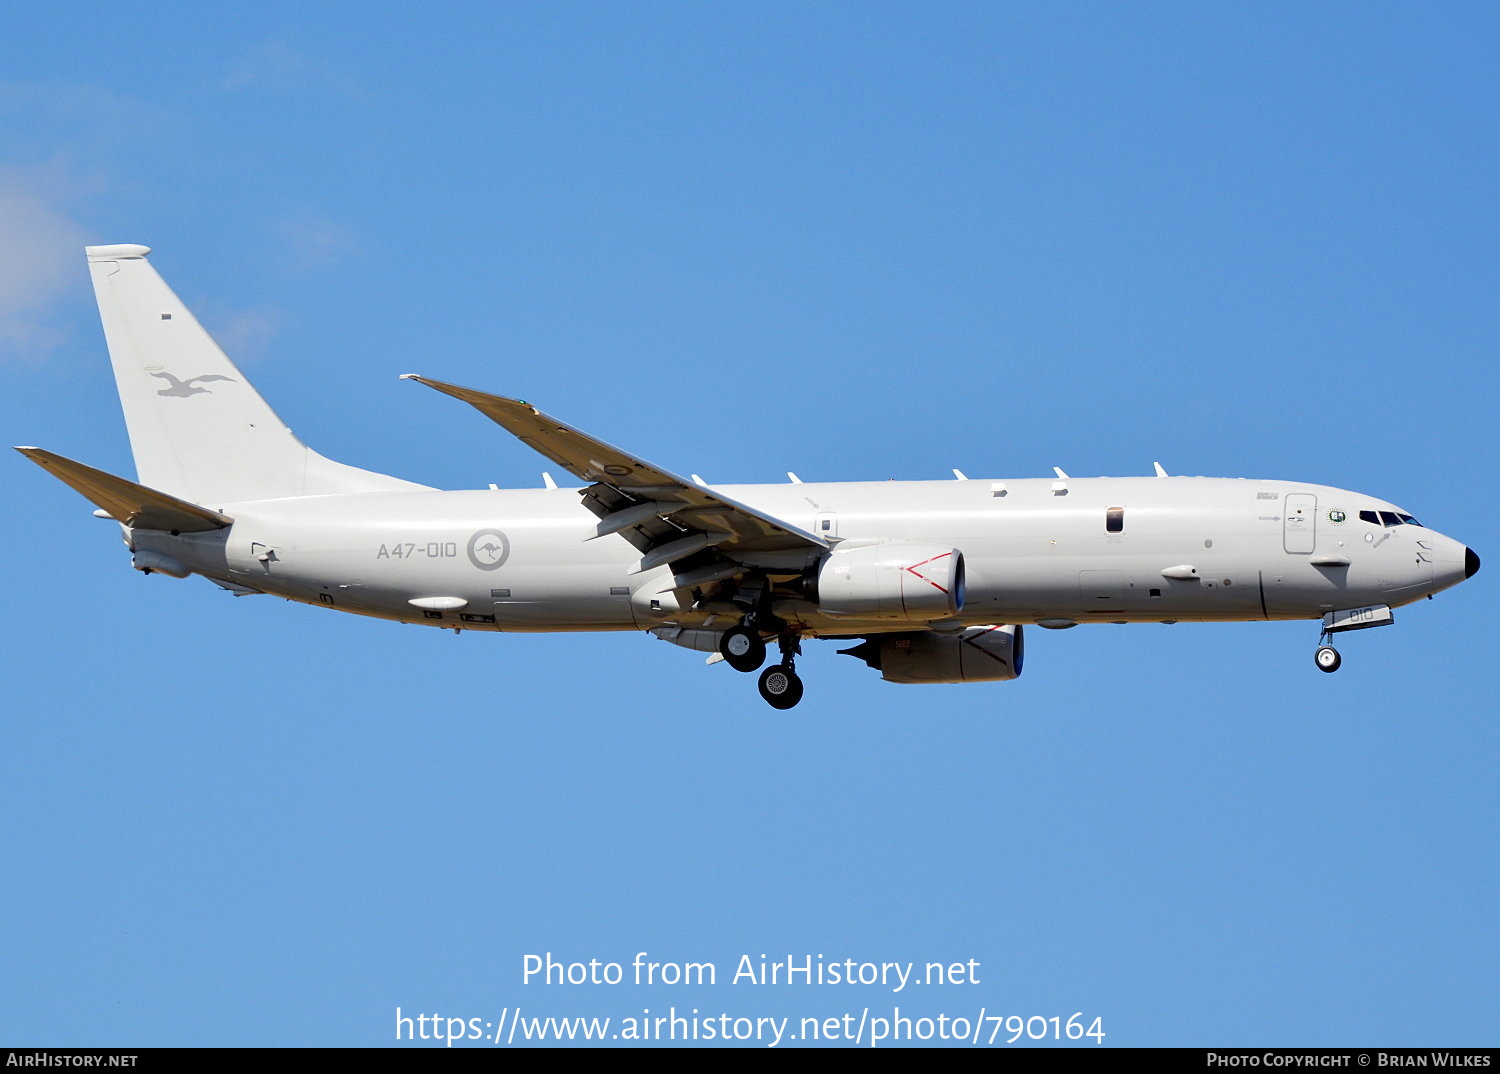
(85, 245, 428, 505)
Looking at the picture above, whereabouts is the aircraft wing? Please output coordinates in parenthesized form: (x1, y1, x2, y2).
(402, 376, 829, 584)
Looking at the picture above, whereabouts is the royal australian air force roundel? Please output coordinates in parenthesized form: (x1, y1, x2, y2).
(467, 529, 511, 570)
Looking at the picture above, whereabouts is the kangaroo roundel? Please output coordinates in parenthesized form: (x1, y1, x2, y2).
(467, 529, 511, 571)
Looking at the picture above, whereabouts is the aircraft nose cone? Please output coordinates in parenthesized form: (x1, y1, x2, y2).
(1466, 547, 1481, 579)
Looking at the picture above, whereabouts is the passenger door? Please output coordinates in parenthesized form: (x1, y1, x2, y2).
(1283, 494, 1317, 554)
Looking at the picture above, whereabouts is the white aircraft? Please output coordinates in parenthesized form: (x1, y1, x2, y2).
(19, 245, 1480, 708)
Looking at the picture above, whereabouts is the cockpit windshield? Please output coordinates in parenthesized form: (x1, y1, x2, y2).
(1359, 510, 1422, 528)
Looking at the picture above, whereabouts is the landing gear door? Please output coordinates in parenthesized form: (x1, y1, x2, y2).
(1284, 493, 1317, 554)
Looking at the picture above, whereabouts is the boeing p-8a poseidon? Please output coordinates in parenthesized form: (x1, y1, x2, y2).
(19, 245, 1480, 708)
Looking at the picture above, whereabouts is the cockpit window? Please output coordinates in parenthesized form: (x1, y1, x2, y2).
(1360, 509, 1421, 528)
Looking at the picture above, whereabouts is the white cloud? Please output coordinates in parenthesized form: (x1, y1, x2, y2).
(0, 80, 176, 161)
(0, 77, 171, 365)
(204, 307, 281, 365)
(220, 42, 359, 96)
(0, 166, 92, 363)
(277, 213, 356, 269)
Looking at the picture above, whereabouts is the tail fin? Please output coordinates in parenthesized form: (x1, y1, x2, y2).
(85, 244, 429, 504)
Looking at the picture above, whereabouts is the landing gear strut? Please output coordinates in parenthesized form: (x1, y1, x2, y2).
(756, 634, 805, 709)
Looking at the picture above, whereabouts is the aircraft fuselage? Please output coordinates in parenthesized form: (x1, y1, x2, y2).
(137, 475, 1469, 636)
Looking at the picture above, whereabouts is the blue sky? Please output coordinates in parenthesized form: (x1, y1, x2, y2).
(2, 2, 1495, 1048)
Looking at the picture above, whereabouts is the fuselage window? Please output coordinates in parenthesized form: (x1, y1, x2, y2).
(1106, 507, 1124, 533)
(1359, 510, 1379, 525)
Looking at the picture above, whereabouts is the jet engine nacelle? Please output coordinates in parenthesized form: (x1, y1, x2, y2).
(817, 543, 965, 620)
(841, 625, 1024, 683)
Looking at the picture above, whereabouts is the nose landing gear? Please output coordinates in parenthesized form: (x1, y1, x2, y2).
(1312, 604, 1394, 674)
(1315, 644, 1342, 673)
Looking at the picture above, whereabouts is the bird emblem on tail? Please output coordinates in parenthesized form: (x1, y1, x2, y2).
(151, 372, 236, 397)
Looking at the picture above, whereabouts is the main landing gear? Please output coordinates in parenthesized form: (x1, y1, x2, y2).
(719, 625, 767, 673)
(719, 624, 805, 708)
(757, 635, 805, 709)
(758, 663, 804, 709)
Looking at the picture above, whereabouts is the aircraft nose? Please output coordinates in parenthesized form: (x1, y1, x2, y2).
(1466, 547, 1480, 579)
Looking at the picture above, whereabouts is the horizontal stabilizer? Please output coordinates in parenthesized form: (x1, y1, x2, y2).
(16, 447, 233, 532)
